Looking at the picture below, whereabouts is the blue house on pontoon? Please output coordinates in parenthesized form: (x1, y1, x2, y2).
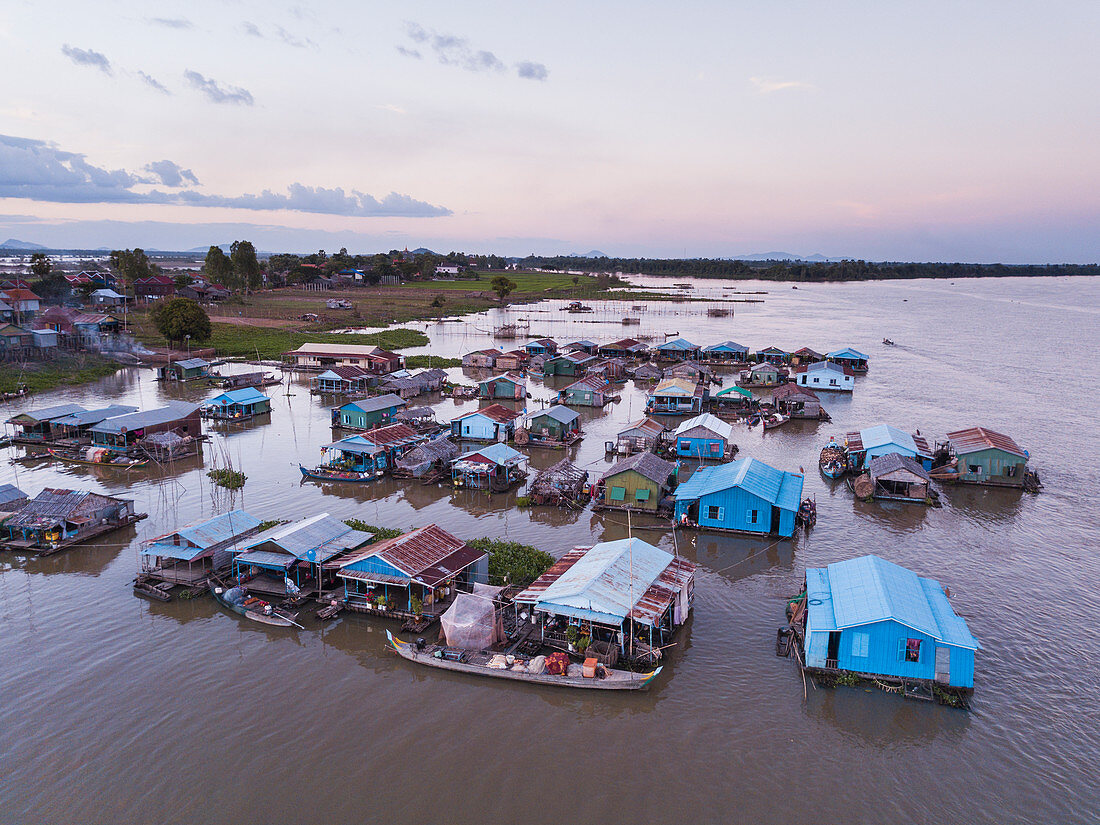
(672, 413, 734, 459)
(703, 341, 749, 361)
(802, 555, 980, 689)
(845, 424, 933, 471)
(201, 387, 272, 420)
(826, 347, 869, 372)
(673, 457, 804, 537)
(655, 338, 701, 361)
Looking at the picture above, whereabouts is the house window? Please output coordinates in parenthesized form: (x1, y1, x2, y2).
(464, 425, 470, 434)
(609, 486, 626, 501)
(968, 464, 982, 475)
(747, 509, 758, 524)
(709, 442, 720, 454)
(812, 377, 819, 384)
(635, 489, 650, 501)
(829, 379, 837, 386)
(680, 440, 691, 451)
(899, 638, 922, 662)
(851, 632, 870, 658)
(706, 505, 723, 520)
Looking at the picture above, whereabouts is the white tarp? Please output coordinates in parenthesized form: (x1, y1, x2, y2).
(440, 584, 505, 650)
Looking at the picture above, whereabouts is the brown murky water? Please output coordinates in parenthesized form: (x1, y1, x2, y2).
(1, 276, 1097, 824)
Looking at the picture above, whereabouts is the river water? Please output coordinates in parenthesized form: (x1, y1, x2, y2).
(1, 276, 1097, 824)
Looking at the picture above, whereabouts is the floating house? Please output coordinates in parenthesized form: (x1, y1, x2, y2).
(90, 402, 203, 450)
(646, 378, 705, 415)
(543, 351, 598, 376)
(462, 349, 499, 369)
(790, 347, 825, 365)
(714, 385, 754, 410)
(0, 488, 142, 553)
(827, 347, 869, 372)
(598, 338, 647, 359)
(771, 384, 823, 419)
(756, 346, 790, 365)
(6, 403, 118, 444)
(597, 452, 677, 512)
(0, 484, 28, 515)
(451, 442, 527, 491)
(564, 339, 599, 355)
(231, 514, 374, 597)
(514, 538, 696, 661)
(525, 405, 582, 446)
(529, 459, 589, 505)
(332, 394, 407, 430)
(318, 424, 425, 477)
(478, 371, 526, 400)
(202, 388, 271, 421)
(672, 413, 734, 459)
(614, 417, 666, 455)
(309, 365, 372, 394)
(800, 555, 979, 691)
(380, 368, 447, 399)
(450, 404, 521, 442)
(664, 361, 716, 384)
(284, 343, 404, 374)
(703, 341, 749, 362)
(140, 509, 263, 586)
(493, 350, 528, 371)
(587, 358, 628, 382)
(157, 358, 211, 382)
(393, 435, 459, 478)
(655, 338, 701, 361)
(868, 453, 932, 502)
(50, 405, 140, 442)
(337, 525, 488, 620)
(845, 425, 932, 471)
(523, 338, 558, 357)
(673, 457, 804, 537)
(631, 362, 663, 382)
(946, 427, 1030, 487)
(738, 361, 783, 387)
(796, 361, 854, 392)
(558, 374, 613, 407)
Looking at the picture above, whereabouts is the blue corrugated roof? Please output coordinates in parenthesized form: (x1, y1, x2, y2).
(860, 424, 917, 454)
(704, 341, 747, 352)
(6, 403, 86, 424)
(827, 347, 868, 360)
(0, 483, 27, 507)
(206, 388, 269, 406)
(657, 338, 698, 351)
(808, 555, 980, 650)
(458, 442, 525, 465)
(177, 509, 261, 549)
(90, 401, 200, 434)
(673, 457, 803, 512)
(237, 513, 371, 563)
(175, 358, 209, 369)
(532, 405, 580, 425)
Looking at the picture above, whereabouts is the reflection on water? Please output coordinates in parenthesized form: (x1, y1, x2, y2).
(1, 277, 1099, 823)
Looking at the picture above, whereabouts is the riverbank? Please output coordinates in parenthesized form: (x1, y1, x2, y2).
(0, 353, 122, 395)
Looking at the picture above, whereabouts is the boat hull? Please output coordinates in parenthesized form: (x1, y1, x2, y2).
(299, 464, 377, 482)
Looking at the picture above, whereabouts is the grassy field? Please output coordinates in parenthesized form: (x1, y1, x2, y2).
(0, 353, 122, 394)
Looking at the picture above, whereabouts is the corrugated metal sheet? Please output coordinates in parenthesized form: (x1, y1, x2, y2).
(650, 378, 697, 396)
(238, 513, 370, 563)
(772, 384, 817, 401)
(6, 403, 87, 424)
(418, 544, 489, 587)
(630, 555, 695, 625)
(457, 442, 525, 466)
(344, 524, 468, 579)
(673, 457, 804, 512)
(869, 453, 930, 481)
(600, 452, 675, 484)
(52, 405, 137, 427)
(531, 405, 580, 425)
(235, 549, 296, 569)
(704, 341, 748, 353)
(90, 402, 200, 434)
(562, 374, 609, 392)
(618, 418, 666, 438)
(826, 347, 868, 360)
(0, 483, 27, 506)
(947, 427, 1026, 458)
(673, 413, 733, 441)
(206, 388, 269, 406)
(657, 338, 699, 351)
(4, 488, 130, 528)
(174, 358, 209, 369)
(358, 423, 422, 447)
(343, 394, 407, 414)
(148, 509, 262, 551)
(453, 403, 521, 424)
(847, 424, 931, 458)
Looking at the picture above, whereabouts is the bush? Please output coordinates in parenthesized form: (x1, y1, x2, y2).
(208, 469, 246, 489)
(468, 538, 553, 585)
(344, 519, 402, 541)
(151, 297, 212, 345)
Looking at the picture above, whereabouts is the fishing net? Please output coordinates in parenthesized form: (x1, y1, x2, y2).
(440, 584, 505, 650)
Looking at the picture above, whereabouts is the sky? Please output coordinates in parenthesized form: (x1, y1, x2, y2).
(1, 1, 1099, 263)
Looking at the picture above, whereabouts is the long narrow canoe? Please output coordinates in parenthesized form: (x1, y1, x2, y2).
(299, 464, 377, 482)
(209, 582, 301, 628)
(47, 448, 149, 469)
(386, 630, 661, 691)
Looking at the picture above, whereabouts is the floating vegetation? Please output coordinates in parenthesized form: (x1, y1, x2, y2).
(468, 538, 553, 586)
(208, 468, 247, 489)
(257, 519, 289, 532)
(343, 518, 402, 541)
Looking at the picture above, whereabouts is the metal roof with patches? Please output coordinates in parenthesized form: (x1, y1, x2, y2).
(236, 513, 372, 564)
(339, 524, 482, 586)
(673, 457, 804, 513)
(845, 424, 931, 458)
(452, 403, 521, 424)
(529, 404, 580, 425)
(600, 451, 676, 485)
(946, 427, 1026, 458)
(90, 401, 201, 435)
(340, 394, 407, 415)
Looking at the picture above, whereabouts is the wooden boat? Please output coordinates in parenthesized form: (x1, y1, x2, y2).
(299, 464, 378, 482)
(819, 444, 847, 479)
(209, 581, 301, 627)
(796, 497, 817, 528)
(882, 338, 895, 345)
(47, 448, 149, 469)
(386, 631, 661, 691)
(762, 413, 790, 430)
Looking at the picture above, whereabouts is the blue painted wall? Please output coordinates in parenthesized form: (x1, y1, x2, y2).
(675, 485, 796, 537)
(451, 414, 501, 441)
(675, 434, 726, 458)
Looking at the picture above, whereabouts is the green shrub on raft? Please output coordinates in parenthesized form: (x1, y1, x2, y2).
(468, 538, 553, 586)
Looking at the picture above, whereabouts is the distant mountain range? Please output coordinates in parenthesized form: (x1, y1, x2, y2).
(0, 238, 48, 250)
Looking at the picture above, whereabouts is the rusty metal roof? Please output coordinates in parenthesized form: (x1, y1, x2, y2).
(600, 452, 676, 484)
(772, 383, 818, 400)
(453, 403, 521, 423)
(4, 488, 131, 529)
(344, 524, 469, 579)
(418, 543, 488, 587)
(563, 374, 609, 392)
(618, 417, 666, 438)
(358, 423, 422, 447)
(946, 427, 1026, 458)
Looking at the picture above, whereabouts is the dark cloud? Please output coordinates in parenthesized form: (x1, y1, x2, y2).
(145, 160, 199, 187)
(0, 134, 451, 218)
(183, 70, 254, 106)
(516, 61, 548, 81)
(241, 21, 262, 37)
(137, 71, 171, 94)
(147, 17, 192, 30)
(61, 45, 112, 75)
(396, 45, 422, 59)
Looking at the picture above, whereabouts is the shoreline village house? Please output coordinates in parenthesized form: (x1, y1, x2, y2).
(596, 452, 677, 513)
(0, 488, 140, 552)
(450, 442, 527, 491)
(672, 413, 734, 459)
(6, 403, 95, 443)
(139, 509, 263, 586)
(462, 349, 499, 369)
(230, 514, 374, 597)
(332, 394, 407, 431)
(134, 274, 176, 299)
(801, 555, 979, 690)
(868, 454, 932, 503)
(0, 288, 41, 323)
(157, 358, 211, 382)
(90, 402, 202, 451)
(770, 384, 823, 420)
(795, 361, 854, 392)
(738, 361, 784, 388)
(201, 388, 271, 421)
(284, 343, 405, 374)
(598, 338, 648, 359)
(703, 341, 749, 362)
(615, 417, 666, 455)
(673, 457, 804, 538)
(309, 365, 372, 395)
(790, 347, 825, 365)
(565, 339, 599, 355)
(756, 346, 790, 366)
(450, 403, 521, 442)
(337, 524, 489, 621)
(655, 338, 701, 361)
(846, 424, 933, 471)
(524, 405, 581, 445)
(827, 347, 869, 373)
(543, 351, 598, 377)
(946, 427, 1030, 487)
(90, 288, 126, 307)
(514, 538, 696, 661)
(523, 338, 558, 357)
(477, 371, 526, 400)
(557, 374, 613, 407)
(0, 324, 35, 359)
(587, 358, 628, 382)
(647, 378, 706, 415)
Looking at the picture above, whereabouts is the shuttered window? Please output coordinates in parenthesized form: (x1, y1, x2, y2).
(898, 638, 921, 662)
(851, 632, 870, 658)
(747, 509, 758, 524)
(680, 440, 692, 451)
(635, 489, 650, 501)
(609, 486, 626, 501)
(707, 505, 723, 520)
